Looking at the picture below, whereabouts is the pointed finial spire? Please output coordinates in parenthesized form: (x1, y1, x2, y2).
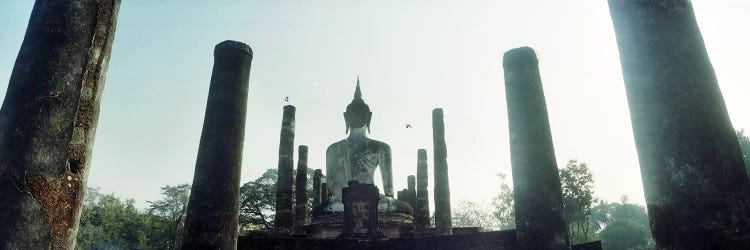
(354, 76, 362, 99)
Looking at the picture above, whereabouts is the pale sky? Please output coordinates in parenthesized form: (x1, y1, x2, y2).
(1, 1, 748, 211)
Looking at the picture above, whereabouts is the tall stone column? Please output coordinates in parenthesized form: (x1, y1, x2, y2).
(312, 169, 323, 207)
(432, 108, 453, 235)
(608, 1, 750, 248)
(407, 175, 417, 213)
(0, 1, 120, 249)
(415, 149, 431, 228)
(274, 105, 296, 234)
(295, 145, 309, 230)
(503, 47, 570, 250)
(182, 41, 252, 249)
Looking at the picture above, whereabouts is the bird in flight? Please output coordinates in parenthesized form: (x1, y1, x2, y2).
(404, 124, 412, 128)
(284, 96, 289, 102)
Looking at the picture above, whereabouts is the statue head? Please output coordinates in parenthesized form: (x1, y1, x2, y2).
(344, 77, 372, 134)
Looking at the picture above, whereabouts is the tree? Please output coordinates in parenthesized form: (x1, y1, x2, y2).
(76, 188, 151, 250)
(560, 159, 597, 243)
(147, 184, 191, 249)
(76, 185, 193, 249)
(238, 168, 316, 233)
(591, 196, 653, 250)
(491, 173, 515, 230)
(600, 219, 650, 250)
(239, 169, 278, 232)
(737, 129, 750, 181)
(452, 200, 498, 231)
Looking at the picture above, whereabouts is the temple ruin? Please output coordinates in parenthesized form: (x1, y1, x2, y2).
(1, 0, 749, 249)
(238, 79, 602, 249)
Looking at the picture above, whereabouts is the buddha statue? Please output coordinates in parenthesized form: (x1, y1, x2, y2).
(315, 78, 412, 216)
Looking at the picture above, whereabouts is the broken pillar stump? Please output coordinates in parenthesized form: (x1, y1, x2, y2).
(407, 175, 417, 212)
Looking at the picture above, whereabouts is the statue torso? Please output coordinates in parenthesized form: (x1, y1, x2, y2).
(326, 137, 388, 198)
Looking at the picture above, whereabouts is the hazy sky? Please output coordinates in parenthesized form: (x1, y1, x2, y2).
(1, 1, 748, 210)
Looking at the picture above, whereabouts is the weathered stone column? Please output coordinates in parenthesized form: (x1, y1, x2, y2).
(432, 108, 453, 235)
(407, 175, 417, 213)
(295, 145, 309, 230)
(503, 47, 570, 250)
(397, 189, 407, 203)
(415, 149, 431, 228)
(321, 183, 328, 202)
(608, 1, 750, 248)
(0, 1, 120, 249)
(312, 169, 323, 207)
(182, 41, 253, 249)
(274, 105, 296, 234)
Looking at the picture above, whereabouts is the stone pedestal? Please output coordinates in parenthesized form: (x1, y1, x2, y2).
(309, 190, 414, 239)
(340, 181, 384, 239)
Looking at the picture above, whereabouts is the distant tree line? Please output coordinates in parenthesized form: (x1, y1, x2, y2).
(76, 184, 190, 249)
(451, 159, 654, 249)
(76, 170, 313, 249)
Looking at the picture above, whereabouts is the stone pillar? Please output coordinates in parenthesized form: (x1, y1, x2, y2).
(407, 175, 417, 213)
(432, 108, 453, 235)
(503, 47, 570, 250)
(0, 1, 120, 249)
(321, 183, 328, 202)
(415, 149, 431, 229)
(295, 145, 309, 230)
(312, 169, 323, 207)
(608, 1, 750, 248)
(274, 105, 296, 234)
(182, 41, 253, 249)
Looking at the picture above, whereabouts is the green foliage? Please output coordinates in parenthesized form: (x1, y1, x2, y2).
(239, 169, 278, 232)
(737, 129, 750, 181)
(591, 196, 654, 250)
(560, 160, 597, 244)
(451, 173, 515, 231)
(452, 200, 498, 231)
(238, 168, 316, 234)
(600, 219, 650, 250)
(491, 173, 515, 230)
(76, 185, 190, 250)
(76, 188, 150, 249)
(146, 184, 191, 249)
